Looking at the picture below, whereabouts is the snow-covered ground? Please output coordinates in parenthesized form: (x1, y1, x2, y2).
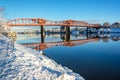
(0, 34, 84, 80)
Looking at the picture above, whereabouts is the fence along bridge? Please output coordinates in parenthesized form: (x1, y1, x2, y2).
(6, 18, 100, 27)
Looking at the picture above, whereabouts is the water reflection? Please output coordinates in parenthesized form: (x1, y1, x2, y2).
(17, 33, 120, 51)
(16, 32, 120, 80)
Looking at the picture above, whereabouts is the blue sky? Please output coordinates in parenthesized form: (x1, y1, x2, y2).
(0, 0, 120, 23)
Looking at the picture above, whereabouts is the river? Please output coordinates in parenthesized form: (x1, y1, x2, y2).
(16, 31, 120, 80)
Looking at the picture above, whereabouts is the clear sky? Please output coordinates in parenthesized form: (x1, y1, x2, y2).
(0, 0, 120, 23)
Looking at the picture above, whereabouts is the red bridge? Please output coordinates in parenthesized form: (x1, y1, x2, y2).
(7, 18, 100, 27)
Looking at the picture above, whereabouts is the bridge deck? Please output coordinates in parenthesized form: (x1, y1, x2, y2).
(6, 18, 101, 28)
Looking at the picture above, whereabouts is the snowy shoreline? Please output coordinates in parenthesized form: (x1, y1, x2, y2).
(0, 34, 84, 80)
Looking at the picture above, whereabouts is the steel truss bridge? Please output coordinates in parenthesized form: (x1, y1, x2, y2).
(6, 18, 100, 27)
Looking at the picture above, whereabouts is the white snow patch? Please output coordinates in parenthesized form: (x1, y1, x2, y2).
(0, 34, 85, 80)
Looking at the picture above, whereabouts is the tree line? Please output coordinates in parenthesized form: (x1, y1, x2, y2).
(102, 22, 120, 28)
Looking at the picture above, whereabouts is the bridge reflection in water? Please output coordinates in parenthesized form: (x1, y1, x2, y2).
(16, 32, 120, 80)
(18, 31, 120, 52)
(21, 38, 99, 51)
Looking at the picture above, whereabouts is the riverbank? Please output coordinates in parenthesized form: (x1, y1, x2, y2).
(0, 34, 84, 80)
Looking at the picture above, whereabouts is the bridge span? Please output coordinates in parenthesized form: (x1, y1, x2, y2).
(6, 18, 100, 27)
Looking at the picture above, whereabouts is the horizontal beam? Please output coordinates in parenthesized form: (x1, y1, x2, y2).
(7, 24, 100, 27)
(6, 18, 101, 28)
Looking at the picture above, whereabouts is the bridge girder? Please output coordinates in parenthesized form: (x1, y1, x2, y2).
(6, 18, 100, 28)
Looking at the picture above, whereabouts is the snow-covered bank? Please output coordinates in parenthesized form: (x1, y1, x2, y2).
(0, 34, 84, 80)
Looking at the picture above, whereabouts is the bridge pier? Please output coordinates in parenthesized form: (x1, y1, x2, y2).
(60, 26, 70, 41)
(65, 26, 70, 41)
(60, 26, 65, 33)
(86, 27, 89, 39)
(40, 26, 45, 43)
(87, 27, 89, 33)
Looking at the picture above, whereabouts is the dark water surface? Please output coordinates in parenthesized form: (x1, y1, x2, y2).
(17, 33, 120, 80)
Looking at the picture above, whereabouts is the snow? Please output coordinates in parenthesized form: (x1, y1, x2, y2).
(0, 34, 84, 80)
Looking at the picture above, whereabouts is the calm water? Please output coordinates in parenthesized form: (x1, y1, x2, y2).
(16, 32, 120, 80)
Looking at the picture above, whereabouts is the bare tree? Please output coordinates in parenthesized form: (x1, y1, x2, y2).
(111, 22, 119, 28)
(103, 22, 110, 27)
(0, 7, 5, 18)
(0, 7, 8, 33)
